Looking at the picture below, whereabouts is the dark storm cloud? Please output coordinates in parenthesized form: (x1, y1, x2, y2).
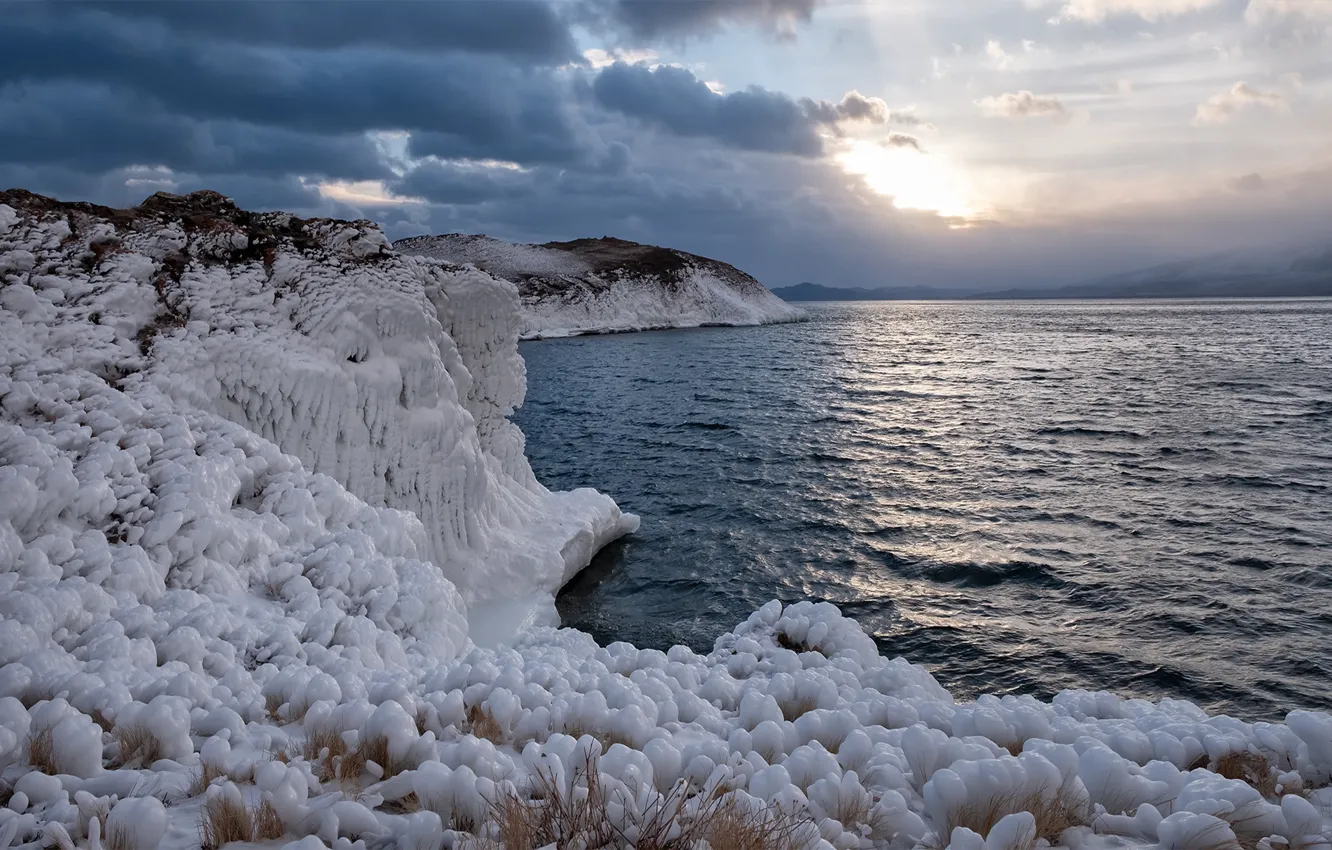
(585, 0, 822, 39)
(0, 5, 589, 168)
(590, 62, 884, 156)
(394, 162, 539, 207)
(0, 81, 391, 179)
(592, 62, 824, 156)
(64, 0, 580, 62)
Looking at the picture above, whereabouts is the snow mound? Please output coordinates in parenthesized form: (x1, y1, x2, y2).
(2, 191, 1329, 850)
(395, 233, 805, 340)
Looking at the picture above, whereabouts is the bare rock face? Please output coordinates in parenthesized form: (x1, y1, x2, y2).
(394, 232, 804, 339)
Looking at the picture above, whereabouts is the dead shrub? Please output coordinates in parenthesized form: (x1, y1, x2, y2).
(264, 692, 284, 723)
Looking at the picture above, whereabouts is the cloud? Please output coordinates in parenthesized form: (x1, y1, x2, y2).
(0, 4, 597, 169)
(1193, 82, 1289, 124)
(591, 63, 887, 156)
(1245, 0, 1332, 24)
(582, 47, 661, 69)
(1229, 173, 1266, 192)
(882, 133, 924, 152)
(986, 40, 1016, 70)
(63, 0, 581, 62)
(1037, 0, 1224, 22)
(977, 91, 1068, 120)
(832, 91, 890, 123)
(585, 0, 823, 39)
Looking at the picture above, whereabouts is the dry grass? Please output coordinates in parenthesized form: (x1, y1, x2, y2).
(89, 708, 115, 732)
(104, 819, 134, 850)
(26, 727, 57, 774)
(77, 796, 110, 842)
(112, 723, 162, 768)
(380, 792, 422, 816)
(467, 705, 506, 745)
(932, 785, 1090, 849)
(303, 725, 350, 782)
(1213, 752, 1278, 799)
(264, 692, 284, 723)
(779, 696, 820, 723)
(190, 760, 227, 797)
(463, 752, 815, 850)
(253, 799, 285, 841)
(342, 732, 405, 781)
(200, 793, 254, 850)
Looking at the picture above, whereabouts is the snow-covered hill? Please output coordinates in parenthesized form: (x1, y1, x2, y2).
(394, 233, 804, 339)
(2, 191, 1330, 850)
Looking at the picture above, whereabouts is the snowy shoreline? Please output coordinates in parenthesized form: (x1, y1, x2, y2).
(2, 191, 1330, 850)
(395, 233, 805, 341)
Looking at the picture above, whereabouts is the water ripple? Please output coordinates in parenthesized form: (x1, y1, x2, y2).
(519, 299, 1332, 719)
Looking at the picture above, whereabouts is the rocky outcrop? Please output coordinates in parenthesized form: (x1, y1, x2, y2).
(394, 233, 804, 339)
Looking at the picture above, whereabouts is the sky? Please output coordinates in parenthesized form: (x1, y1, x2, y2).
(1, 0, 1330, 290)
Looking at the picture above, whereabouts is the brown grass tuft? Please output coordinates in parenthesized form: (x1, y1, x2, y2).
(466, 705, 505, 745)
(26, 727, 57, 774)
(463, 751, 815, 850)
(112, 723, 162, 768)
(303, 725, 349, 783)
(380, 792, 422, 815)
(200, 794, 253, 850)
(932, 785, 1090, 848)
(1213, 752, 1278, 799)
(340, 732, 405, 781)
(104, 819, 134, 850)
(190, 760, 227, 797)
(776, 631, 811, 654)
(89, 708, 116, 733)
(701, 795, 812, 850)
(264, 692, 284, 723)
(253, 799, 285, 841)
(780, 696, 820, 723)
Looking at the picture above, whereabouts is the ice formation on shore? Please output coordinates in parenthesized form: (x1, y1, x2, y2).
(394, 234, 804, 340)
(2, 192, 1330, 850)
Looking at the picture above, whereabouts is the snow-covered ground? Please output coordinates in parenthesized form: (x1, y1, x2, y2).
(2, 192, 1330, 850)
(394, 234, 805, 340)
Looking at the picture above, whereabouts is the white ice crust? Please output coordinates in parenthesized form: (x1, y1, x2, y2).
(2, 197, 1330, 850)
(396, 234, 805, 340)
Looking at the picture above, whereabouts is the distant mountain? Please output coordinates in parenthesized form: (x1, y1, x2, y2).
(396, 234, 803, 339)
(973, 241, 1332, 300)
(775, 242, 1332, 302)
(770, 282, 980, 301)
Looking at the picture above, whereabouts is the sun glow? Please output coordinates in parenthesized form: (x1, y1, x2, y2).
(838, 141, 979, 221)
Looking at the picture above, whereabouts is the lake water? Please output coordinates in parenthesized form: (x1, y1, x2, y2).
(515, 300, 1332, 719)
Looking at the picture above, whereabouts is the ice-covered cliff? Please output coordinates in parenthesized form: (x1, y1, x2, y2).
(0, 189, 637, 643)
(2, 191, 1330, 850)
(394, 233, 805, 340)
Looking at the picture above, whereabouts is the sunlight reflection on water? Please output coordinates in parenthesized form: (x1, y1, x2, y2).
(518, 299, 1332, 718)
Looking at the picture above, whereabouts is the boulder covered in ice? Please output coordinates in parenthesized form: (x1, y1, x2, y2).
(394, 232, 805, 339)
